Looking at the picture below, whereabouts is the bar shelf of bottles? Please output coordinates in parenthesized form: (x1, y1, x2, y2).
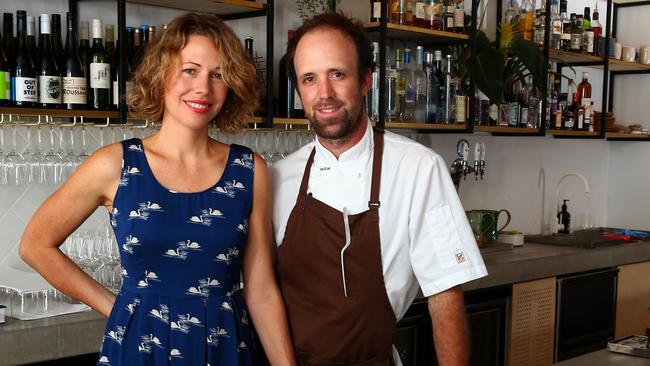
(0, 107, 120, 119)
(364, 22, 470, 41)
(607, 58, 650, 72)
(126, 0, 266, 14)
(549, 48, 603, 65)
(473, 126, 540, 134)
(546, 129, 600, 136)
(605, 132, 650, 140)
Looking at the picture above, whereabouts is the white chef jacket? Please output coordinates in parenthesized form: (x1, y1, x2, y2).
(270, 122, 488, 322)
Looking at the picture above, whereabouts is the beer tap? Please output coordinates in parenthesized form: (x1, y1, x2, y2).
(451, 139, 486, 191)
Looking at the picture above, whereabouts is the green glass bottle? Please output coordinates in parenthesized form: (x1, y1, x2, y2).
(88, 18, 110, 110)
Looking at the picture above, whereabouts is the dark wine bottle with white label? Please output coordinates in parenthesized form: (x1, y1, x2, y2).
(37, 14, 62, 108)
(63, 12, 86, 110)
(11, 10, 37, 107)
(3, 13, 15, 70)
(51, 14, 65, 73)
(26, 16, 37, 70)
(88, 18, 110, 110)
(0, 32, 10, 106)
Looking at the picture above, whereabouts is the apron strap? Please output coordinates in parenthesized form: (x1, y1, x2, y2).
(298, 148, 316, 197)
(369, 127, 384, 209)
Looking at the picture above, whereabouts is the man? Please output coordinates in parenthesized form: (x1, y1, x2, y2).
(270, 12, 487, 366)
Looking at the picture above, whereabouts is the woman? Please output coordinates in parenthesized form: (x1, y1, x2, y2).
(19, 13, 296, 365)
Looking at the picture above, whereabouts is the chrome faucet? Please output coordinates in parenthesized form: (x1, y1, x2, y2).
(451, 139, 486, 191)
(550, 172, 590, 234)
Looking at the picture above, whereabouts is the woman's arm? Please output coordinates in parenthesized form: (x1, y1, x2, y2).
(242, 154, 297, 366)
(19, 143, 123, 317)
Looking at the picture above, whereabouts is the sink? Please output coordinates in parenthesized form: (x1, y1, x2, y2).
(526, 228, 649, 249)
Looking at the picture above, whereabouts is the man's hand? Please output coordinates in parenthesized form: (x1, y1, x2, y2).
(428, 286, 470, 366)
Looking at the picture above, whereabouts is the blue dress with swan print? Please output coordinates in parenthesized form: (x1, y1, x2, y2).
(98, 138, 255, 366)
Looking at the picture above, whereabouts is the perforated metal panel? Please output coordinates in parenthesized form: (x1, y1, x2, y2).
(508, 277, 556, 366)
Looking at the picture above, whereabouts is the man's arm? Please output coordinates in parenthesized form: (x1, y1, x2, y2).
(428, 285, 470, 366)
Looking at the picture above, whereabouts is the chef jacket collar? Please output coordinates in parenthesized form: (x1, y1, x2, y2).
(313, 120, 374, 164)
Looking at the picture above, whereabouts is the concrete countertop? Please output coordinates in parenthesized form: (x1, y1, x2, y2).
(464, 240, 650, 291)
(2, 241, 650, 364)
(553, 348, 650, 365)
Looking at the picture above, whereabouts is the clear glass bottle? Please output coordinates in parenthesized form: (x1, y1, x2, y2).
(366, 42, 380, 121)
(413, 46, 428, 122)
(391, 0, 406, 24)
(504, 0, 518, 25)
(550, 0, 562, 49)
(560, 0, 571, 51)
(386, 45, 400, 121)
(591, 4, 602, 56)
(425, 0, 443, 30)
(439, 54, 455, 124)
(534, 4, 546, 46)
(570, 14, 582, 52)
(401, 48, 415, 121)
(519, 0, 535, 41)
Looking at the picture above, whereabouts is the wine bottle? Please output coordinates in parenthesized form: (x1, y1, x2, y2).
(26, 16, 37, 70)
(3, 13, 15, 68)
(63, 12, 86, 110)
(278, 30, 304, 119)
(51, 14, 65, 72)
(105, 24, 115, 70)
(37, 14, 62, 108)
(11, 10, 37, 107)
(0, 33, 10, 106)
(131, 27, 143, 69)
(79, 20, 90, 74)
(112, 39, 133, 109)
(88, 18, 110, 110)
(147, 25, 156, 46)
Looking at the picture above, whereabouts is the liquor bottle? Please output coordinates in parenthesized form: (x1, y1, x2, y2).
(550, 0, 562, 50)
(504, 0, 517, 25)
(556, 95, 565, 129)
(37, 14, 62, 108)
(385, 45, 399, 121)
(508, 79, 521, 127)
(453, 0, 465, 33)
(278, 31, 304, 119)
(79, 20, 90, 73)
(26, 16, 37, 69)
(440, 54, 455, 124)
(414, 0, 426, 27)
(401, 48, 416, 121)
(370, 0, 383, 22)
(391, 0, 405, 24)
(528, 78, 540, 128)
(62, 12, 86, 110)
(395, 48, 407, 121)
(443, 0, 455, 32)
(244, 36, 254, 60)
(519, 0, 535, 41)
(577, 72, 591, 106)
(12, 11, 37, 107)
(147, 26, 156, 45)
(3, 13, 15, 65)
(534, 5, 545, 46)
(51, 14, 65, 72)
(425, 0, 443, 30)
(570, 14, 581, 52)
(424, 51, 437, 123)
(404, 0, 415, 25)
(413, 46, 427, 122)
(0, 34, 10, 106)
(366, 42, 380, 121)
(548, 75, 559, 128)
(432, 51, 445, 123)
(582, 7, 591, 30)
(560, 0, 571, 51)
(591, 5, 602, 56)
(88, 19, 110, 110)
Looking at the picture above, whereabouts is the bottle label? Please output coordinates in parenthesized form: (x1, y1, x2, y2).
(570, 34, 581, 50)
(454, 9, 464, 28)
(446, 16, 454, 30)
(415, 3, 426, 19)
(561, 31, 571, 41)
(455, 95, 466, 122)
(38, 75, 62, 104)
(12, 77, 38, 102)
(0, 71, 9, 100)
(63, 77, 87, 104)
(293, 89, 303, 110)
(90, 62, 111, 89)
(584, 31, 594, 53)
(386, 68, 398, 78)
(581, 97, 591, 107)
(373, 2, 382, 19)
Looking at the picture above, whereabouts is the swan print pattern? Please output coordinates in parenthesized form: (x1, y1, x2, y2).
(98, 139, 256, 365)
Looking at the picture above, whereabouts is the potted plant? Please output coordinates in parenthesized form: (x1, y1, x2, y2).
(295, 0, 335, 21)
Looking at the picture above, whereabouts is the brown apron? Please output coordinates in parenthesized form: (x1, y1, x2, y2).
(276, 128, 396, 366)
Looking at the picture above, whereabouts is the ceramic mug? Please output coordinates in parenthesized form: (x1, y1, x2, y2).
(622, 46, 636, 62)
(466, 209, 512, 246)
(640, 46, 650, 65)
(614, 42, 622, 60)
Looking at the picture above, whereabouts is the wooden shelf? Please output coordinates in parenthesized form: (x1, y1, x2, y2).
(364, 22, 469, 42)
(608, 58, 650, 72)
(474, 126, 541, 134)
(606, 132, 650, 140)
(385, 122, 468, 130)
(549, 49, 603, 65)
(0, 107, 120, 119)
(546, 130, 601, 137)
(272, 118, 310, 126)
(126, 0, 265, 14)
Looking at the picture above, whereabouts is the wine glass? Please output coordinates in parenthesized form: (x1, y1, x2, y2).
(78, 124, 90, 162)
(41, 124, 63, 185)
(3, 124, 28, 186)
(24, 125, 45, 184)
(64, 127, 82, 178)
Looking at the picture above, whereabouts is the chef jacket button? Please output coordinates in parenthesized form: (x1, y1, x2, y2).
(357, 172, 362, 178)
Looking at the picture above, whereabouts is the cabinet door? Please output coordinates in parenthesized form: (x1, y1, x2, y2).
(508, 277, 556, 366)
(615, 261, 650, 338)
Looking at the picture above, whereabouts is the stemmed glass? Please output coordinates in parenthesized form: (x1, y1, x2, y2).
(0, 125, 6, 185)
(78, 124, 90, 162)
(41, 124, 63, 185)
(3, 124, 28, 186)
(25, 125, 45, 184)
(64, 127, 82, 178)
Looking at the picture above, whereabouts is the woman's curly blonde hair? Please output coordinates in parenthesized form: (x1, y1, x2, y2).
(127, 13, 259, 133)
